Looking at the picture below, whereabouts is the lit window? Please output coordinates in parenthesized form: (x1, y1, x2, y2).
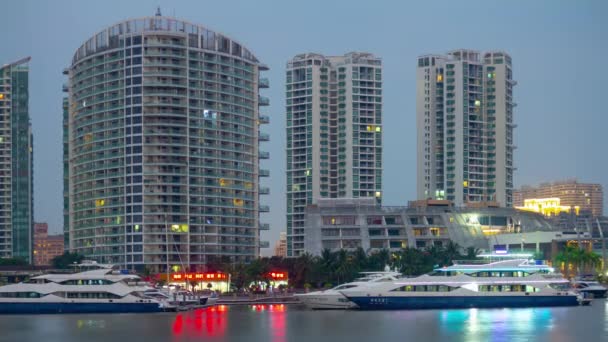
(95, 199, 105, 207)
(436, 74, 443, 82)
(375, 126, 381, 132)
(375, 191, 382, 197)
(233, 198, 244, 206)
(134, 224, 140, 231)
(0, 93, 4, 99)
(474, 100, 481, 107)
(463, 181, 468, 187)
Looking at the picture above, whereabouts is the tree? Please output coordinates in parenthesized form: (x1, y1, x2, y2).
(0, 257, 28, 266)
(51, 252, 84, 269)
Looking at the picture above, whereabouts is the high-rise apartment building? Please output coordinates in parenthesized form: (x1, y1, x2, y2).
(64, 15, 269, 272)
(514, 180, 603, 217)
(286, 52, 382, 256)
(416, 50, 516, 207)
(0, 57, 34, 263)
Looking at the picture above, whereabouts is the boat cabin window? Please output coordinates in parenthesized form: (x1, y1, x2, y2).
(469, 271, 530, 278)
(549, 283, 570, 291)
(66, 292, 122, 299)
(428, 271, 461, 276)
(0, 292, 43, 298)
(478, 284, 539, 292)
(333, 284, 358, 290)
(390, 285, 458, 292)
(60, 279, 115, 285)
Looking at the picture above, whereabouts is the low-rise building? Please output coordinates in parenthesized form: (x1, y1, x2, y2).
(304, 198, 564, 256)
(33, 223, 64, 266)
(274, 232, 287, 258)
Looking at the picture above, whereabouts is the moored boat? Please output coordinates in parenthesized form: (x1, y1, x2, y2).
(295, 271, 401, 309)
(341, 259, 583, 310)
(0, 261, 167, 314)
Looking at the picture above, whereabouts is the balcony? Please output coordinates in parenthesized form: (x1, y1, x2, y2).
(259, 132, 270, 142)
(258, 77, 269, 88)
(259, 115, 270, 124)
(259, 223, 270, 230)
(258, 96, 270, 106)
(259, 241, 270, 248)
(259, 151, 269, 159)
(258, 63, 270, 71)
(259, 205, 270, 213)
(62, 68, 70, 75)
(259, 169, 270, 177)
(62, 83, 69, 92)
(259, 187, 270, 195)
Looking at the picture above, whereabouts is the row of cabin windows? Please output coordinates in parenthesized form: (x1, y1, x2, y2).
(430, 271, 535, 278)
(478, 285, 540, 293)
(468, 271, 532, 278)
(66, 292, 122, 299)
(60, 279, 115, 285)
(391, 285, 458, 292)
(0, 292, 42, 298)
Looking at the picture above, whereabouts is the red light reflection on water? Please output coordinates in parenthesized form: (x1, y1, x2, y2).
(249, 304, 287, 342)
(172, 306, 228, 339)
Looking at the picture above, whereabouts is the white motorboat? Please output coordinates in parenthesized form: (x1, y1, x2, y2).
(572, 279, 607, 298)
(295, 271, 401, 309)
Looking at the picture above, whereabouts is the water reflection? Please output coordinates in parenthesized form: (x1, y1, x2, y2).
(172, 305, 228, 340)
(439, 308, 554, 341)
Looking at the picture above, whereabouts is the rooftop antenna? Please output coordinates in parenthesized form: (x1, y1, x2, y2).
(155, 6, 162, 16)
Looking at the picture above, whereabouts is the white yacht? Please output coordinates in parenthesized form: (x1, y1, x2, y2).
(341, 259, 583, 310)
(295, 271, 401, 309)
(572, 279, 607, 298)
(0, 261, 167, 314)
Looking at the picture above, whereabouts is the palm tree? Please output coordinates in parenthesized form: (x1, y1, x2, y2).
(444, 241, 463, 264)
(465, 246, 481, 260)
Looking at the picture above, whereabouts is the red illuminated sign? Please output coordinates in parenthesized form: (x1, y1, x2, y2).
(170, 272, 228, 282)
(268, 271, 288, 280)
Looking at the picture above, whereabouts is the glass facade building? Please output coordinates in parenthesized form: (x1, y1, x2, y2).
(286, 53, 382, 257)
(64, 16, 269, 272)
(0, 57, 34, 263)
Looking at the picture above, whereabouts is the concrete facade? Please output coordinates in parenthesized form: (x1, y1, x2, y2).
(417, 50, 515, 207)
(304, 199, 560, 256)
(64, 15, 269, 272)
(286, 52, 382, 257)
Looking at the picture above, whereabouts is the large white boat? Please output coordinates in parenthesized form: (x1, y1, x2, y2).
(0, 261, 167, 314)
(295, 271, 401, 309)
(341, 259, 583, 310)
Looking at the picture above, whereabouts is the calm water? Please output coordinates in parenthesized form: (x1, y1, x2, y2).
(1, 302, 607, 342)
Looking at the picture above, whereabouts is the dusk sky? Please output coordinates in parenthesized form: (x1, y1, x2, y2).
(1, 0, 606, 253)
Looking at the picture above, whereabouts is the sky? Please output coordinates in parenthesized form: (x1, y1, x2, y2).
(1, 0, 606, 255)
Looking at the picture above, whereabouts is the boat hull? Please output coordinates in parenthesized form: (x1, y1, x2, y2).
(295, 293, 357, 310)
(579, 289, 608, 299)
(346, 295, 580, 310)
(0, 302, 163, 314)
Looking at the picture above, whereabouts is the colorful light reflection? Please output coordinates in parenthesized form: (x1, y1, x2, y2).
(171, 306, 228, 338)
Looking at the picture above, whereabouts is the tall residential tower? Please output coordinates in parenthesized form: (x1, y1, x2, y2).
(64, 15, 269, 272)
(286, 52, 382, 256)
(416, 50, 515, 207)
(0, 57, 34, 263)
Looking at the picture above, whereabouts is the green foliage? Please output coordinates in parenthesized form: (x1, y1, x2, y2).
(204, 243, 477, 290)
(554, 245, 602, 278)
(50, 252, 84, 269)
(0, 257, 28, 266)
